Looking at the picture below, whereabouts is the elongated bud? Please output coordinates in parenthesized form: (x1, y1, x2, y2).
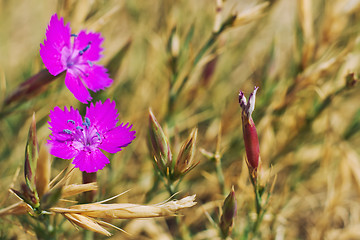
(219, 186, 237, 238)
(239, 87, 260, 178)
(148, 109, 172, 176)
(25, 113, 39, 195)
(174, 128, 198, 179)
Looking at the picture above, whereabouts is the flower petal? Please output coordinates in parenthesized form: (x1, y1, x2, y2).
(74, 30, 104, 62)
(100, 123, 136, 154)
(47, 138, 78, 160)
(85, 99, 119, 133)
(65, 70, 92, 103)
(48, 106, 82, 133)
(247, 86, 259, 117)
(72, 149, 110, 173)
(40, 14, 71, 76)
(82, 64, 113, 92)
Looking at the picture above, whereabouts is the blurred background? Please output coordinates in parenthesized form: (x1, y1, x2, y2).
(1, 0, 360, 239)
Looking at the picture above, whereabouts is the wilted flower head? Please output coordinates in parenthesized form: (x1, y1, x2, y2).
(47, 99, 136, 173)
(40, 14, 112, 103)
(239, 87, 260, 177)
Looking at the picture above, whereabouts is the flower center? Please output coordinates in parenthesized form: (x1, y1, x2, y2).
(63, 117, 102, 150)
(67, 41, 92, 67)
(63, 35, 93, 70)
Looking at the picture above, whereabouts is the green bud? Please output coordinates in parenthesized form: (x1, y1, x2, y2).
(148, 109, 172, 176)
(174, 128, 198, 179)
(11, 183, 40, 210)
(25, 113, 39, 193)
(219, 186, 237, 238)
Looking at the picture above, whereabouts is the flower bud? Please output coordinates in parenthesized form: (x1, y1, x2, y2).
(148, 109, 172, 176)
(25, 113, 40, 198)
(11, 183, 40, 210)
(219, 186, 237, 238)
(174, 128, 198, 179)
(239, 87, 260, 178)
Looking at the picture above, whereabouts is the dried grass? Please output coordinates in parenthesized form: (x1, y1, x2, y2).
(0, 0, 360, 239)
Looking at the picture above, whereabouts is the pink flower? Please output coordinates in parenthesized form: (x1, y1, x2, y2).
(40, 14, 112, 103)
(47, 99, 136, 173)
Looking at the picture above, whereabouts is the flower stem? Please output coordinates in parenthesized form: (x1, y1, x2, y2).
(82, 172, 97, 203)
(248, 173, 268, 238)
(81, 172, 97, 240)
(215, 155, 225, 195)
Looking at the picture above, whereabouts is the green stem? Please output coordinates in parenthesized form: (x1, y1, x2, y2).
(248, 173, 264, 237)
(145, 172, 160, 203)
(215, 157, 225, 195)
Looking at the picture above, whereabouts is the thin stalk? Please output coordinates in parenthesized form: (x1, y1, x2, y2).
(82, 172, 97, 203)
(215, 156, 225, 195)
(81, 172, 97, 240)
(145, 172, 160, 203)
(166, 15, 236, 117)
(215, 124, 225, 195)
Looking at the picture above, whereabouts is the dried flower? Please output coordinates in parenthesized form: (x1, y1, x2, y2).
(40, 14, 112, 103)
(47, 99, 136, 173)
(239, 87, 261, 178)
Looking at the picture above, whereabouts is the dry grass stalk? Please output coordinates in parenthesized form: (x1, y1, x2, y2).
(51, 195, 197, 219)
(0, 202, 30, 217)
(298, 0, 315, 68)
(62, 183, 98, 198)
(64, 213, 112, 236)
(49, 166, 75, 189)
(35, 142, 50, 198)
(233, 2, 269, 27)
(213, 0, 225, 33)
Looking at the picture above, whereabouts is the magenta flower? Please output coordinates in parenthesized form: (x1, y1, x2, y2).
(47, 99, 136, 173)
(40, 14, 112, 103)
